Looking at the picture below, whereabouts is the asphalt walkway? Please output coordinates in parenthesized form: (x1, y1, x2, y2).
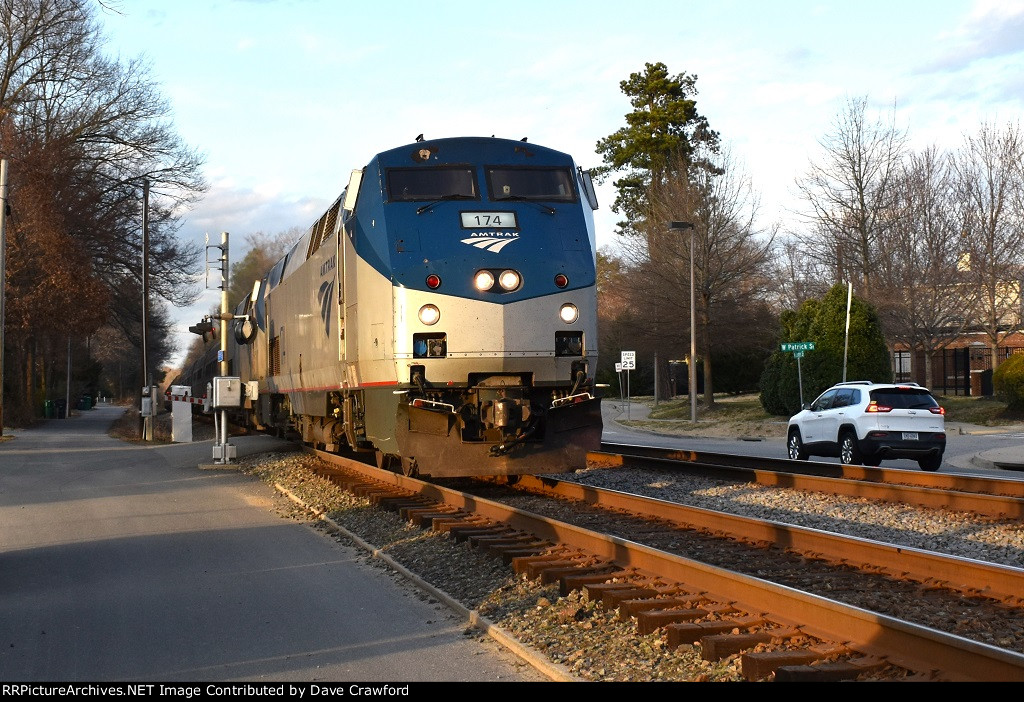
(0, 403, 547, 682)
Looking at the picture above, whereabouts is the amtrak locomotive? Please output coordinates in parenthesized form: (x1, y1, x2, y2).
(181, 136, 602, 478)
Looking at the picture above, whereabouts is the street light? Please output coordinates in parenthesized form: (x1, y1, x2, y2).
(668, 221, 697, 423)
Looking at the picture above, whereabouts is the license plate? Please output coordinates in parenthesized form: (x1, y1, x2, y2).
(902, 432, 919, 441)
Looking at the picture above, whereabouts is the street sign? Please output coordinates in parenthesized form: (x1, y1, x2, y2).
(793, 351, 804, 359)
(615, 362, 622, 372)
(620, 350, 636, 370)
(781, 342, 815, 352)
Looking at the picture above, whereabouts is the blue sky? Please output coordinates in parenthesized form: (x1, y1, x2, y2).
(94, 0, 1024, 366)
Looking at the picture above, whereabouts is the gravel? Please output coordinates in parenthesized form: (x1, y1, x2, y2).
(236, 451, 749, 682)
(561, 465, 1024, 569)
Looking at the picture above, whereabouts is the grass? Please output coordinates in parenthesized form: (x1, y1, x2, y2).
(107, 406, 174, 443)
(933, 395, 1024, 426)
(616, 392, 1023, 438)
(618, 394, 787, 438)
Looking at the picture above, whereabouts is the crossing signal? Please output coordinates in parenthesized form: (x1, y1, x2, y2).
(188, 320, 215, 341)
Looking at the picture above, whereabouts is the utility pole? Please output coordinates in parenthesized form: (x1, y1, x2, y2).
(141, 180, 152, 440)
(0, 159, 7, 437)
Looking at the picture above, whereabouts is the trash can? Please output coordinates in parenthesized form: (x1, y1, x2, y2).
(44, 400, 54, 419)
(78, 395, 92, 411)
(55, 399, 66, 419)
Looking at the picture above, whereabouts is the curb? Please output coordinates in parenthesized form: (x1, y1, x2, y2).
(273, 483, 580, 683)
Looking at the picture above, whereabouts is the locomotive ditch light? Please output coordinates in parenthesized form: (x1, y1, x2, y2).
(498, 269, 521, 291)
(418, 304, 440, 325)
(559, 303, 578, 323)
(474, 270, 495, 291)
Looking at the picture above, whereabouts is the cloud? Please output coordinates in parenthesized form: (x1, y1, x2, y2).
(923, 0, 1024, 72)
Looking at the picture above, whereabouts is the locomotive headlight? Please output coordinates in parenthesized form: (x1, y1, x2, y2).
(474, 270, 495, 291)
(498, 269, 521, 291)
(418, 304, 440, 325)
(559, 303, 579, 323)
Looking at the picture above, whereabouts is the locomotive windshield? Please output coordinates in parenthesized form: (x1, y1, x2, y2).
(486, 167, 576, 202)
(387, 167, 477, 201)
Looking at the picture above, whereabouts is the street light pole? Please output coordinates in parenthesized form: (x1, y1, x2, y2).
(668, 221, 697, 423)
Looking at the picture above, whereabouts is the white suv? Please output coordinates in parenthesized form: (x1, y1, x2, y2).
(786, 381, 946, 471)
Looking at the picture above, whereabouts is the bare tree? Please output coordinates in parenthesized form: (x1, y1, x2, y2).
(875, 145, 970, 384)
(0, 0, 206, 421)
(769, 234, 832, 312)
(950, 121, 1024, 370)
(793, 96, 907, 291)
(637, 146, 777, 406)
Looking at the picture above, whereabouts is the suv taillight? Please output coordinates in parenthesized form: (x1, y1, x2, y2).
(866, 401, 892, 413)
(929, 406, 945, 415)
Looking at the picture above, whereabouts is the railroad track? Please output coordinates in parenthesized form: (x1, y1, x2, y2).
(597, 441, 1024, 518)
(282, 447, 1024, 682)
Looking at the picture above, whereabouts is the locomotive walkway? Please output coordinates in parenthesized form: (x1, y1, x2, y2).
(0, 405, 546, 683)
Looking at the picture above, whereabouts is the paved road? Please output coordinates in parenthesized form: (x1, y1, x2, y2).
(0, 405, 547, 683)
(601, 400, 1024, 477)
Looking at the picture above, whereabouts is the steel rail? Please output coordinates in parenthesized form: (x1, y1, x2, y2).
(311, 449, 1024, 682)
(593, 445, 1024, 519)
(601, 441, 1024, 497)
(505, 474, 1024, 603)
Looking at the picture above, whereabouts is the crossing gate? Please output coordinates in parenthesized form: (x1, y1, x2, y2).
(167, 385, 202, 442)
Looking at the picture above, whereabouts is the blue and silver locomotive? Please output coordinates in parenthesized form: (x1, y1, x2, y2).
(212, 136, 602, 477)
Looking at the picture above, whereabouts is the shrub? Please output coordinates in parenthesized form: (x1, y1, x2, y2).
(993, 352, 1024, 411)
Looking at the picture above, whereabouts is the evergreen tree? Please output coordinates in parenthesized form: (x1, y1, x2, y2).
(594, 62, 719, 236)
(760, 284, 891, 415)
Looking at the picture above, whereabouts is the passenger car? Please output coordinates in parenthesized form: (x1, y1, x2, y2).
(786, 381, 946, 470)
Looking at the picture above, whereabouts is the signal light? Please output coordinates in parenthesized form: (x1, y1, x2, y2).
(426, 274, 441, 289)
(554, 274, 568, 288)
(188, 321, 214, 336)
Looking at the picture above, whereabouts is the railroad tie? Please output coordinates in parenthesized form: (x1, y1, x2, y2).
(741, 644, 850, 682)
(700, 628, 800, 661)
(446, 525, 511, 542)
(431, 515, 490, 532)
(559, 570, 636, 597)
(536, 563, 614, 586)
(772, 655, 888, 683)
(495, 544, 557, 565)
(664, 615, 765, 649)
(509, 551, 577, 576)
(636, 607, 709, 635)
(617, 595, 706, 621)
(582, 580, 660, 602)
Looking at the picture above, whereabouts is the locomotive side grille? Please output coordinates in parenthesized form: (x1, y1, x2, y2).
(269, 336, 281, 377)
(307, 199, 342, 258)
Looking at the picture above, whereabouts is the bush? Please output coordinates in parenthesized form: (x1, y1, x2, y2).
(993, 353, 1024, 411)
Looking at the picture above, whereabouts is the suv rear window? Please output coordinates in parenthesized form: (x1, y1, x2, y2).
(869, 388, 939, 409)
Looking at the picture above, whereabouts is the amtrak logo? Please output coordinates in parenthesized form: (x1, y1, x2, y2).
(318, 281, 333, 336)
(460, 233, 520, 253)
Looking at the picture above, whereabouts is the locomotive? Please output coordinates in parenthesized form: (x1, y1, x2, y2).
(178, 136, 602, 478)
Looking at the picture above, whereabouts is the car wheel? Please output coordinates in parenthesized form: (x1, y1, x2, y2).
(918, 454, 942, 471)
(839, 431, 862, 465)
(787, 429, 808, 460)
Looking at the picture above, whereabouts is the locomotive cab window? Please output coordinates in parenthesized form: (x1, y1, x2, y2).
(387, 167, 477, 202)
(486, 167, 576, 202)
